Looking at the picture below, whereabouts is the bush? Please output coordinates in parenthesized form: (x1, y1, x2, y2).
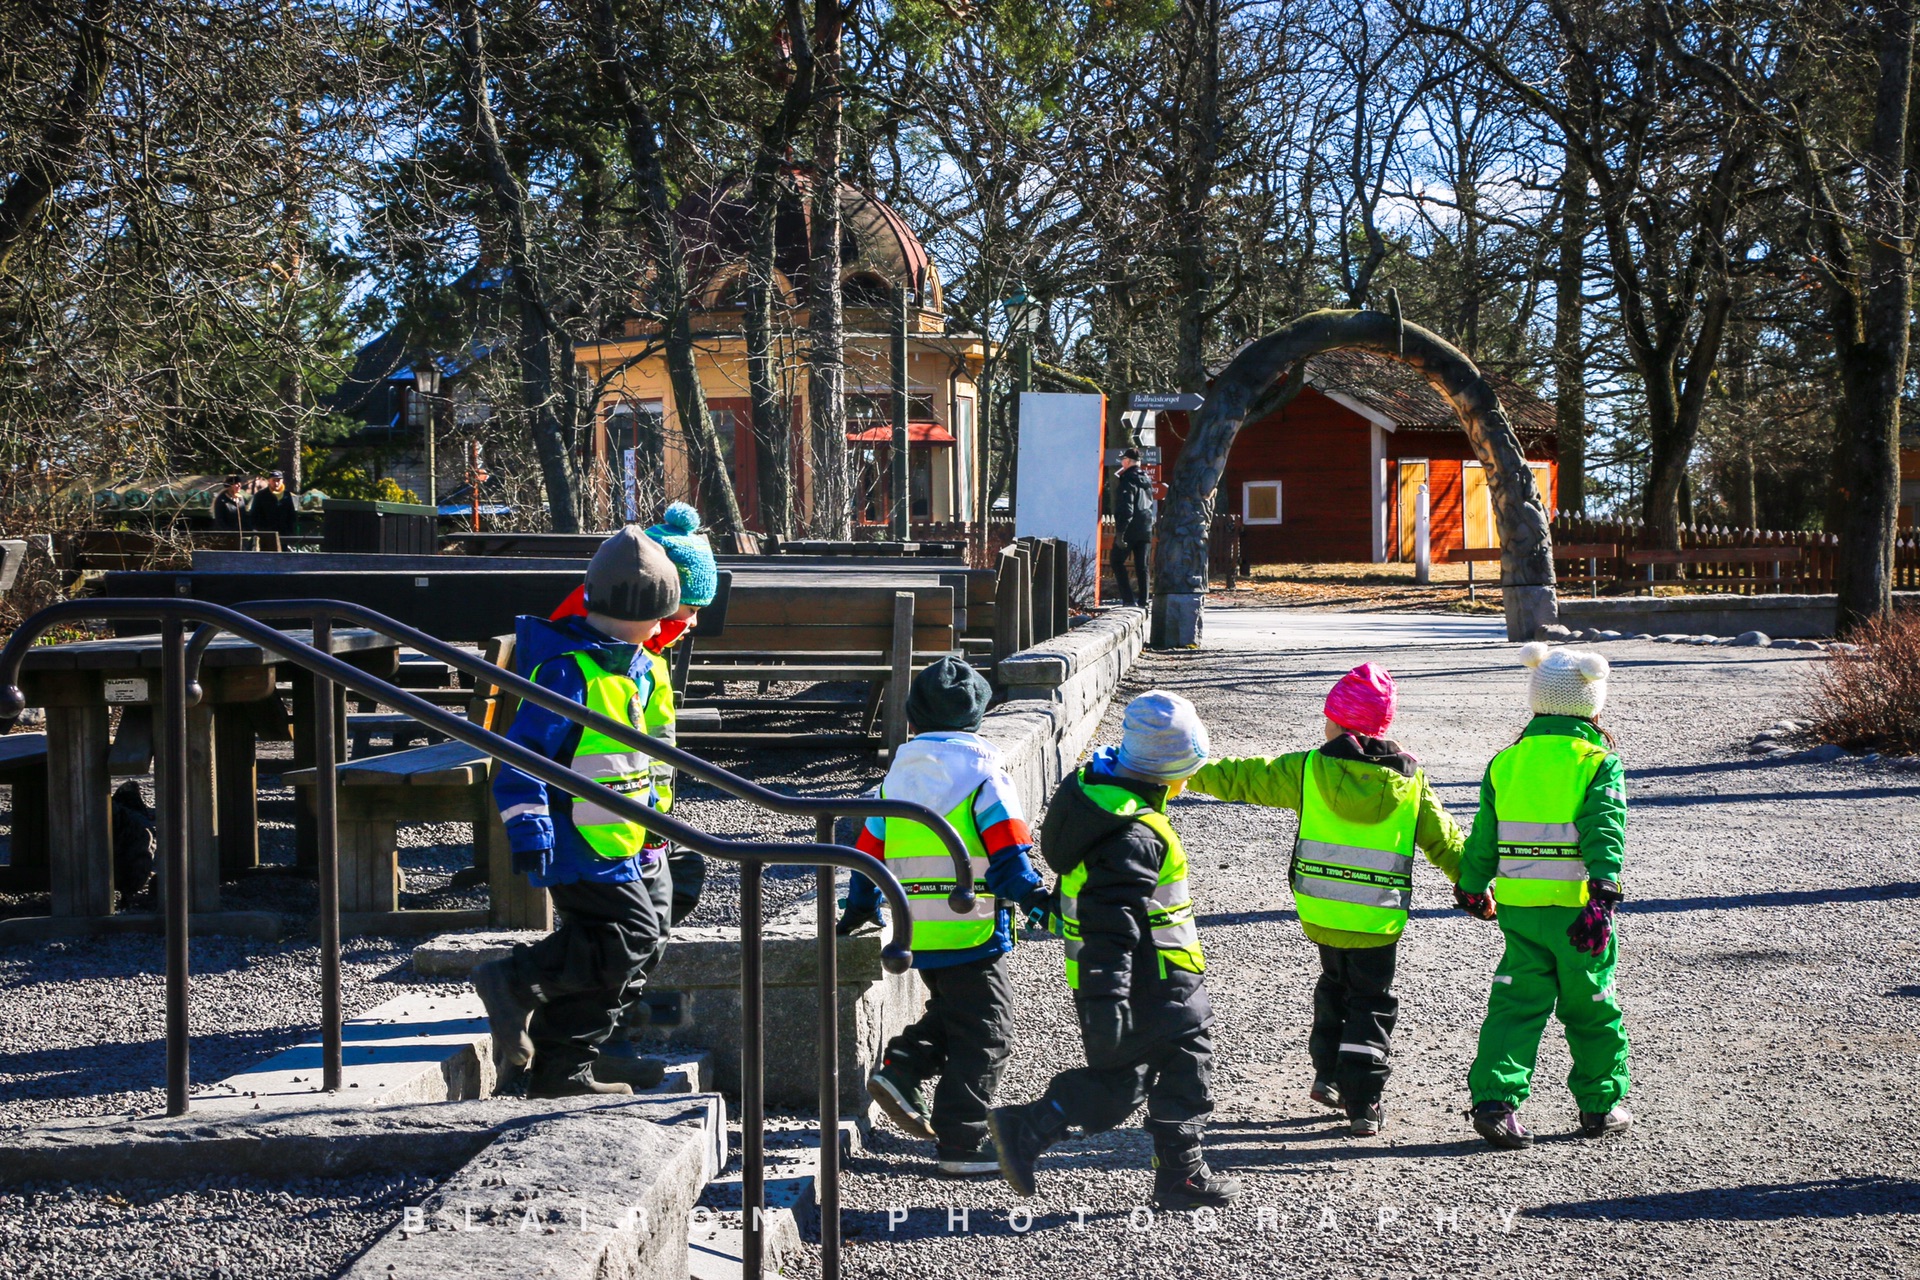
(1806, 611, 1920, 755)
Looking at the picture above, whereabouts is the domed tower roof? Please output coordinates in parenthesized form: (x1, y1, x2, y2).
(678, 174, 942, 315)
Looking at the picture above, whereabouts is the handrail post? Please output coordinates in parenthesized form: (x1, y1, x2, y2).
(816, 814, 841, 1280)
(741, 858, 765, 1278)
(160, 616, 190, 1117)
(313, 612, 343, 1093)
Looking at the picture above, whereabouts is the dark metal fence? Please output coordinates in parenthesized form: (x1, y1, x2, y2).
(0, 597, 978, 1280)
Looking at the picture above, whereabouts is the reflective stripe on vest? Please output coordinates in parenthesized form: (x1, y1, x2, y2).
(1059, 776, 1205, 989)
(1290, 753, 1420, 937)
(534, 650, 658, 861)
(880, 786, 996, 952)
(1488, 733, 1609, 908)
(641, 649, 676, 821)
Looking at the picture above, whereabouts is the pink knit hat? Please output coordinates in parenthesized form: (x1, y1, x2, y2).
(1324, 663, 1396, 737)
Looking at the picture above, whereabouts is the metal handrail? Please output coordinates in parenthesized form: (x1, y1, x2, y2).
(189, 599, 978, 911)
(0, 598, 916, 1280)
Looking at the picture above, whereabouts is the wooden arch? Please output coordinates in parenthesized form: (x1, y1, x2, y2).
(1149, 309, 1559, 645)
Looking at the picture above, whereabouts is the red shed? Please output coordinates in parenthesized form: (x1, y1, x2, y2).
(1158, 349, 1560, 565)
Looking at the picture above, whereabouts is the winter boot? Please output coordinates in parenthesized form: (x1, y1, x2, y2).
(936, 1139, 1001, 1178)
(1152, 1148, 1243, 1210)
(867, 1060, 936, 1141)
(1309, 1077, 1344, 1111)
(986, 1101, 1066, 1197)
(1346, 1100, 1384, 1138)
(472, 958, 538, 1082)
(593, 1038, 668, 1089)
(526, 1064, 633, 1100)
(1579, 1104, 1633, 1139)
(1470, 1100, 1534, 1150)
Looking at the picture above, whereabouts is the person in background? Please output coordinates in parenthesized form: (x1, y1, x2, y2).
(1109, 447, 1156, 609)
(470, 526, 681, 1099)
(1182, 663, 1465, 1137)
(248, 470, 297, 536)
(211, 476, 248, 531)
(840, 656, 1046, 1177)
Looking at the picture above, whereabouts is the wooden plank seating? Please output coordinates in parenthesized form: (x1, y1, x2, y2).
(1625, 545, 1804, 595)
(0, 733, 50, 892)
(283, 634, 552, 933)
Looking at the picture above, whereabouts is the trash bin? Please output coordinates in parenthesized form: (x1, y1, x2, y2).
(321, 499, 438, 554)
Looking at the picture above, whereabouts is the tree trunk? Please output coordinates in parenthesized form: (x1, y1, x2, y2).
(1154, 311, 1556, 645)
(448, 0, 580, 532)
(579, 0, 744, 535)
(276, 368, 302, 491)
(1170, 0, 1221, 393)
(1832, 1, 1914, 633)
(807, 7, 850, 537)
(1553, 144, 1589, 513)
(0, 0, 112, 278)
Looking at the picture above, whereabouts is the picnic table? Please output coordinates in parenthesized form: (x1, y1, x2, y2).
(15, 627, 399, 918)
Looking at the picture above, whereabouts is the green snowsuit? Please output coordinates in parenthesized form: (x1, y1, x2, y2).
(1460, 716, 1630, 1113)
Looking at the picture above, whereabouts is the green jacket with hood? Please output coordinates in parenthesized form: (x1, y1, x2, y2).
(1187, 733, 1465, 949)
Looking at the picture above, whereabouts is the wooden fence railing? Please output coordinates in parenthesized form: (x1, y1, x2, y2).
(1548, 512, 1920, 595)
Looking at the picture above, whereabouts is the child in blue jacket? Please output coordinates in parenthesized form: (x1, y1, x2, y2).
(471, 526, 682, 1098)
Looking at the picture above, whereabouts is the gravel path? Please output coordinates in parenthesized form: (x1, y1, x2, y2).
(807, 635, 1920, 1278)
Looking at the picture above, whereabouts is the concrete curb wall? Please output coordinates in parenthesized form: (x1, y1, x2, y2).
(985, 606, 1147, 816)
(1559, 591, 1919, 639)
(340, 1097, 716, 1280)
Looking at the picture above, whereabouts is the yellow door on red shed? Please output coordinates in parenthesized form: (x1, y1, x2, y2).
(1396, 461, 1429, 561)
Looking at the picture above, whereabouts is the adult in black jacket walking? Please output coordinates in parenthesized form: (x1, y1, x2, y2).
(248, 471, 298, 537)
(1109, 448, 1155, 608)
(211, 476, 247, 531)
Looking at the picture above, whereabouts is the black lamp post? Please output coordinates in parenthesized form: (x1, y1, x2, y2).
(413, 362, 443, 509)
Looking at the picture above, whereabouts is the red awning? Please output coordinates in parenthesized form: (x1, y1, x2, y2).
(846, 420, 956, 444)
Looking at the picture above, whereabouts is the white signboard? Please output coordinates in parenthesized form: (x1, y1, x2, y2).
(1014, 391, 1106, 564)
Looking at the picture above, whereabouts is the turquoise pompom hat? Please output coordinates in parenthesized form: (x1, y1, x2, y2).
(645, 502, 718, 607)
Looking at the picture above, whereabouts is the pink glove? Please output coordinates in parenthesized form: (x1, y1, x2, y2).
(1454, 885, 1496, 921)
(1567, 881, 1622, 956)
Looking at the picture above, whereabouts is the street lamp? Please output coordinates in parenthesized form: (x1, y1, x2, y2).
(1000, 287, 1039, 521)
(413, 361, 443, 510)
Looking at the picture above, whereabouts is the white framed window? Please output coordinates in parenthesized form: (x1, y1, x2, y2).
(1243, 479, 1283, 525)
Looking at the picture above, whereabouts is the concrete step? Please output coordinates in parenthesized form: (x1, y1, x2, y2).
(192, 990, 714, 1113)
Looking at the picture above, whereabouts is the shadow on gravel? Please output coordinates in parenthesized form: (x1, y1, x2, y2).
(1630, 786, 1919, 806)
(1528, 1176, 1920, 1222)
(1622, 882, 1920, 914)
(0, 1027, 293, 1101)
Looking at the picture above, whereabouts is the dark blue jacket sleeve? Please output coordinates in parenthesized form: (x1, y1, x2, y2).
(491, 657, 588, 856)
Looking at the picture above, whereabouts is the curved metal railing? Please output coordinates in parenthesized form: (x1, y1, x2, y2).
(0, 597, 940, 1279)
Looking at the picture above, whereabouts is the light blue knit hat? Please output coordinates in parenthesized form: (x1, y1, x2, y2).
(1116, 690, 1211, 782)
(645, 502, 717, 607)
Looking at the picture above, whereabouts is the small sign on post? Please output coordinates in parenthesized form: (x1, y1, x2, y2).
(1128, 392, 1205, 412)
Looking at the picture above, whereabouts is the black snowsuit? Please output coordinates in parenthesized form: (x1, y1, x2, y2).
(1109, 466, 1156, 607)
(1035, 768, 1213, 1158)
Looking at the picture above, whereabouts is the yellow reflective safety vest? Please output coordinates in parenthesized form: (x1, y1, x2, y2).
(641, 648, 676, 816)
(880, 785, 997, 952)
(1291, 752, 1420, 937)
(1060, 776, 1204, 989)
(535, 650, 658, 861)
(1488, 733, 1608, 908)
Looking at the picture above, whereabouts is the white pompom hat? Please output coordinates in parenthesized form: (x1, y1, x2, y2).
(1518, 642, 1609, 719)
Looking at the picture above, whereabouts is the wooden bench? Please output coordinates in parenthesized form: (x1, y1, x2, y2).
(1625, 545, 1804, 594)
(0, 733, 49, 892)
(1444, 543, 1619, 601)
(686, 583, 957, 750)
(284, 634, 551, 932)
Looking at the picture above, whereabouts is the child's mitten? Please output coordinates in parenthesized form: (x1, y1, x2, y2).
(1567, 880, 1622, 955)
(1453, 885, 1497, 921)
(1021, 887, 1064, 937)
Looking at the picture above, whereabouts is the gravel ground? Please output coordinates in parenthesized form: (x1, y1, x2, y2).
(803, 635, 1920, 1278)
(0, 1173, 433, 1280)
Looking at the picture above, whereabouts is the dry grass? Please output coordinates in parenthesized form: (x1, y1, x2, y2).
(1806, 611, 1920, 756)
(1208, 561, 1503, 614)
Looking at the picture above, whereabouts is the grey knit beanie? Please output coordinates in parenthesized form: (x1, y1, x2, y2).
(907, 656, 992, 732)
(1116, 690, 1211, 781)
(585, 525, 681, 622)
(1520, 641, 1609, 719)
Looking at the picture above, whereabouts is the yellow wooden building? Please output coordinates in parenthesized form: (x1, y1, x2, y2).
(572, 180, 988, 533)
